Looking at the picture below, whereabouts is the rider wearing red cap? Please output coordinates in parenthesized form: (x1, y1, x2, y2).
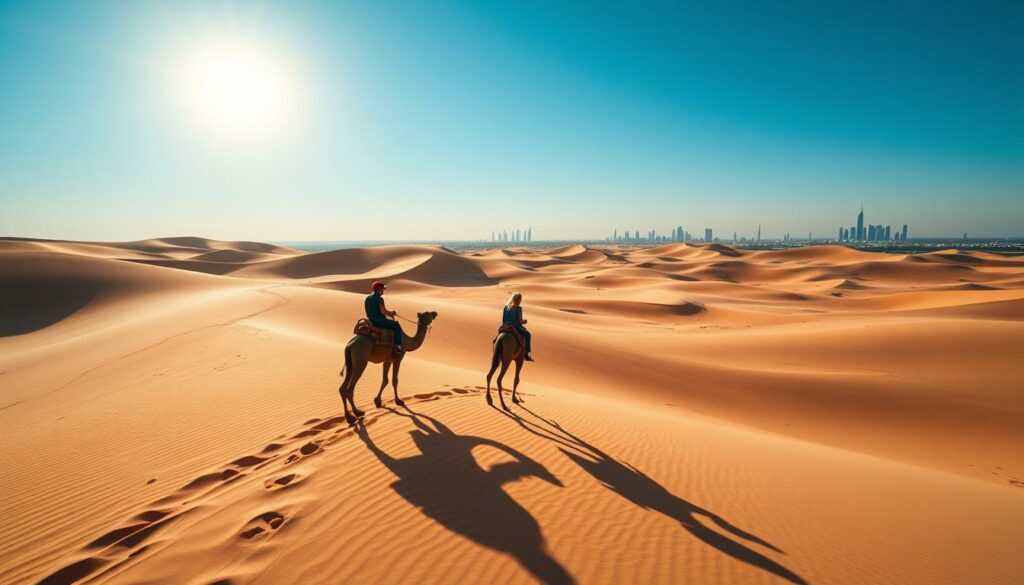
(366, 281, 403, 352)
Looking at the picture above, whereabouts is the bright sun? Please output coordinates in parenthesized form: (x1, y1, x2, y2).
(178, 39, 294, 137)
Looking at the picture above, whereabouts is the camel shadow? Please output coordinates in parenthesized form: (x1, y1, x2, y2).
(497, 404, 807, 585)
(355, 406, 575, 585)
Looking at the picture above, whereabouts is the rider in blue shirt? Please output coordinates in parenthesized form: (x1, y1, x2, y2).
(366, 281, 403, 352)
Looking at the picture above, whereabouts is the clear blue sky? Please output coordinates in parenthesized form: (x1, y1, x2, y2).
(1, 1, 1021, 240)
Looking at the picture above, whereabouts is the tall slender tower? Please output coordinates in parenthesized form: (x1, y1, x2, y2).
(857, 204, 864, 241)
(757, 225, 761, 242)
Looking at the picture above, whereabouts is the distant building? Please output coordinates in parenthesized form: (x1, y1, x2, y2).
(757, 225, 761, 243)
(704, 228, 713, 242)
(884, 225, 891, 241)
(902, 224, 908, 241)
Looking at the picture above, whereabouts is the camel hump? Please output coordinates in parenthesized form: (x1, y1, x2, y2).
(354, 319, 395, 348)
(493, 324, 525, 350)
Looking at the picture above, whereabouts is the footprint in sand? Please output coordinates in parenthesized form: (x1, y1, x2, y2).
(264, 473, 303, 491)
(85, 509, 174, 550)
(285, 440, 323, 464)
(412, 390, 454, 401)
(240, 511, 287, 540)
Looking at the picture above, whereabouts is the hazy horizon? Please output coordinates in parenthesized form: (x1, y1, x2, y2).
(2, 1, 1021, 240)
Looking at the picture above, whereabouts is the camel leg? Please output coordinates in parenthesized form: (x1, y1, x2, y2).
(344, 358, 370, 424)
(496, 359, 512, 411)
(339, 378, 352, 423)
(392, 358, 404, 406)
(486, 341, 502, 405)
(512, 357, 524, 404)
(339, 348, 354, 422)
(374, 361, 391, 408)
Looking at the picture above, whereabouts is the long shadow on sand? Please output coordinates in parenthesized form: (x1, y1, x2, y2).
(355, 406, 575, 585)
(497, 404, 807, 585)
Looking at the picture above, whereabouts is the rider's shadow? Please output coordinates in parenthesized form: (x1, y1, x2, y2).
(500, 406, 808, 585)
(355, 407, 575, 585)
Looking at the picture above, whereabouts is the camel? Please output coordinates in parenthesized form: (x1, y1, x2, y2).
(339, 311, 438, 424)
(486, 330, 526, 410)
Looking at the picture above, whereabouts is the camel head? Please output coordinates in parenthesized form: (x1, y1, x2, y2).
(417, 311, 439, 325)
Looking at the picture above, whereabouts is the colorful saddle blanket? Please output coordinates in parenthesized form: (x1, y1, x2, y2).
(354, 318, 394, 348)
(493, 324, 526, 351)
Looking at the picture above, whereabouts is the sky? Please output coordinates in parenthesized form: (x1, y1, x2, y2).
(1, 0, 1022, 241)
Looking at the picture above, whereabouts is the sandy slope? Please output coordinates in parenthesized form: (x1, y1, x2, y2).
(1, 237, 1022, 584)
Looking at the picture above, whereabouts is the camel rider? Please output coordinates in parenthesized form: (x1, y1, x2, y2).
(366, 281, 404, 352)
(502, 292, 533, 361)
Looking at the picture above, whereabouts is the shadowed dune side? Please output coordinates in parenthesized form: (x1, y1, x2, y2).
(0, 236, 300, 261)
(235, 245, 498, 288)
(129, 236, 300, 256)
(0, 249, 228, 337)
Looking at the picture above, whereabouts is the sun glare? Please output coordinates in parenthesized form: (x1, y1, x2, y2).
(178, 39, 295, 138)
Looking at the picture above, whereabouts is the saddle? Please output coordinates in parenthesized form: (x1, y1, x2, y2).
(354, 318, 394, 348)
(493, 324, 526, 351)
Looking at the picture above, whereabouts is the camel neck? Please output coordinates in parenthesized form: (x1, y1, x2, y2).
(403, 320, 429, 351)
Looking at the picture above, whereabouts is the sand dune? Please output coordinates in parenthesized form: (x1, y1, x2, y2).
(1, 237, 1022, 584)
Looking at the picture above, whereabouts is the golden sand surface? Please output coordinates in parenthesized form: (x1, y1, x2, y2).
(2, 237, 1022, 584)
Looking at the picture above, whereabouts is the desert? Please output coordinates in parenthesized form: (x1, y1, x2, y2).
(1, 236, 1022, 584)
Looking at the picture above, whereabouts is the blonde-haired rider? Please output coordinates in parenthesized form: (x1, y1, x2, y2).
(502, 292, 533, 361)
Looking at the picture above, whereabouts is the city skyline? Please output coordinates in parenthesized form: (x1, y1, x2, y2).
(1, 2, 1022, 241)
(588, 203, 1024, 245)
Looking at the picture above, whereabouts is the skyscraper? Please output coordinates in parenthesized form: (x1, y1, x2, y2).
(757, 225, 761, 242)
(902, 224, 908, 241)
(856, 205, 864, 241)
(704, 228, 713, 242)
